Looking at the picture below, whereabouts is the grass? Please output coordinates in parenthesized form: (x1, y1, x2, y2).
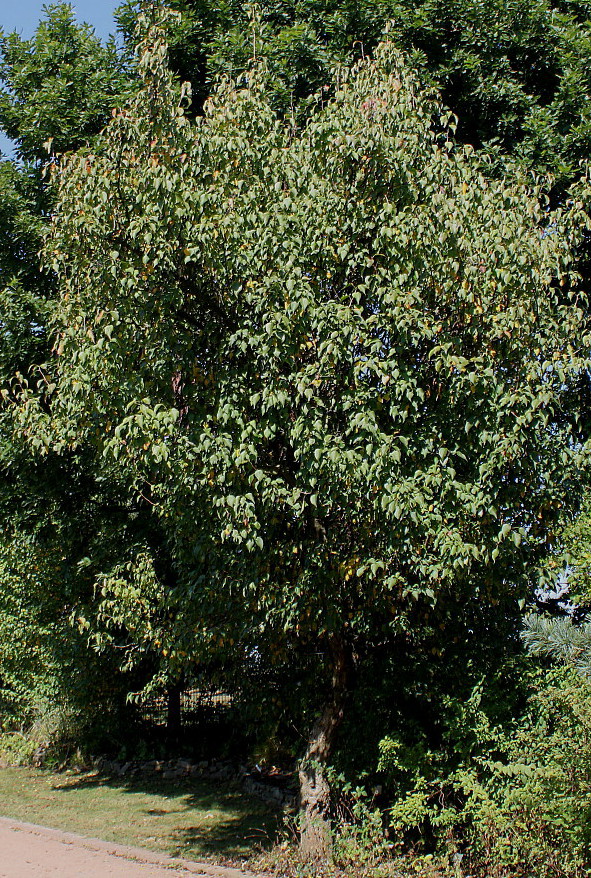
(0, 767, 450, 877)
(0, 765, 281, 863)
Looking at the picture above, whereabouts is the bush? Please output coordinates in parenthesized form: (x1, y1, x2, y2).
(381, 667, 591, 877)
(0, 731, 38, 766)
(0, 536, 64, 729)
(328, 770, 391, 870)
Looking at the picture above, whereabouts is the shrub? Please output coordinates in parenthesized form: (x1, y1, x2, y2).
(381, 667, 591, 877)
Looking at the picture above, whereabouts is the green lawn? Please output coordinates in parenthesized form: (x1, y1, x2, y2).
(0, 766, 279, 862)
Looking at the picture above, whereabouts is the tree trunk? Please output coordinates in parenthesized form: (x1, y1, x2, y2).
(298, 635, 352, 863)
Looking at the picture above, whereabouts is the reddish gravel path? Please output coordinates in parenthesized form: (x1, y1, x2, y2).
(0, 816, 267, 878)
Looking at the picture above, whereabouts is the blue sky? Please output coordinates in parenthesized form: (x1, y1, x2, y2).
(1, 1, 120, 40)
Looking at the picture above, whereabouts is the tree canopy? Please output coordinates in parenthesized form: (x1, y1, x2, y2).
(3, 1, 591, 867)
(117, 0, 591, 183)
(13, 12, 591, 857)
(0, 3, 129, 163)
(0, 4, 144, 739)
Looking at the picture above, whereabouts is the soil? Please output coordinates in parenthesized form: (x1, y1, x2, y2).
(0, 816, 267, 878)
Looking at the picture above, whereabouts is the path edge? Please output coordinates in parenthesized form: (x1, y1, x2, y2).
(0, 815, 269, 877)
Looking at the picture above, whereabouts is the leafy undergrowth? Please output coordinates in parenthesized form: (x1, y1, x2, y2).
(0, 765, 279, 863)
(251, 844, 448, 878)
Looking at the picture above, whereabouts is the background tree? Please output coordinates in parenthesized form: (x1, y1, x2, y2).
(0, 4, 139, 733)
(0, 3, 129, 162)
(0, 2, 131, 363)
(117, 0, 591, 184)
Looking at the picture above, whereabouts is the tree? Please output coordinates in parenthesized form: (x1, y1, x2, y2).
(0, 2, 129, 163)
(0, 2, 131, 380)
(117, 0, 591, 184)
(0, 5, 142, 734)
(523, 613, 591, 676)
(15, 14, 591, 860)
(0, 2, 130, 353)
(551, 492, 591, 607)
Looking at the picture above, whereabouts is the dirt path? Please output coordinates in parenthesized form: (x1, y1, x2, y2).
(0, 816, 267, 878)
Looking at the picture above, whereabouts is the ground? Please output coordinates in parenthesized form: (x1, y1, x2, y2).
(0, 766, 279, 862)
(0, 816, 265, 877)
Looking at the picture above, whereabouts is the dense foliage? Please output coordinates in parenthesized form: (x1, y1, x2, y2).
(0, 4, 134, 731)
(2, 1, 591, 872)
(117, 0, 591, 183)
(380, 667, 591, 877)
(11, 8, 591, 860)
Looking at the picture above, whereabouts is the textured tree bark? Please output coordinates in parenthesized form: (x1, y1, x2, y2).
(298, 635, 352, 863)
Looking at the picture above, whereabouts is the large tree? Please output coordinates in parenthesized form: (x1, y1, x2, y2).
(16, 14, 591, 858)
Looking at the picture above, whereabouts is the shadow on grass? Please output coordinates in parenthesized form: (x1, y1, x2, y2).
(168, 816, 277, 860)
(53, 771, 282, 859)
